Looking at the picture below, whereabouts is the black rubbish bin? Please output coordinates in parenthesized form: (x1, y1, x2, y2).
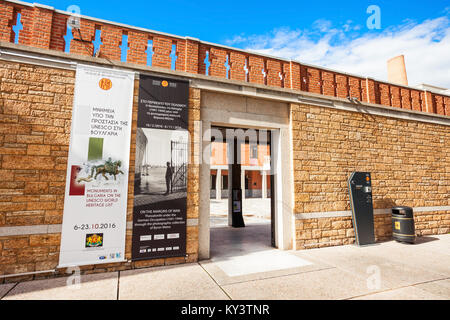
(392, 206, 415, 244)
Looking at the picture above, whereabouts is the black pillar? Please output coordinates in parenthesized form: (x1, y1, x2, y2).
(231, 137, 245, 228)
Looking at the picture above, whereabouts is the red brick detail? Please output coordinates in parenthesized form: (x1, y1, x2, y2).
(209, 47, 227, 78)
(248, 55, 265, 85)
(0, 2, 16, 42)
(304, 67, 321, 94)
(198, 44, 208, 75)
(434, 95, 445, 116)
(229, 51, 246, 82)
(443, 97, 450, 116)
(174, 40, 185, 72)
(379, 84, 391, 106)
(18, 6, 53, 49)
(365, 79, 376, 104)
(322, 71, 335, 97)
(49, 13, 67, 52)
(99, 24, 123, 61)
(400, 88, 412, 110)
(390, 85, 401, 108)
(185, 39, 199, 74)
(0, 1, 447, 117)
(289, 62, 301, 90)
(266, 59, 282, 88)
(127, 31, 148, 65)
(349, 77, 362, 100)
(69, 19, 96, 56)
(152, 36, 172, 69)
(281, 62, 291, 89)
(16, 7, 33, 46)
(411, 90, 422, 112)
(443, 96, 450, 116)
(335, 74, 349, 98)
(422, 91, 435, 113)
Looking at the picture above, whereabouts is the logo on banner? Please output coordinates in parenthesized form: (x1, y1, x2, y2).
(99, 78, 112, 91)
(161, 80, 169, 87)
(85, 233, 104, 248)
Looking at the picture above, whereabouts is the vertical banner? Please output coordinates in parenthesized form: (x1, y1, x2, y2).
(132, 75, 189, 260)
(58, 65, 135, 268)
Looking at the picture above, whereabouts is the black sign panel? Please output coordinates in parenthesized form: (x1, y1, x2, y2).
(137, 75, 189, 130)
(132, 75, 189, 260)
(347, 172, 375, 246)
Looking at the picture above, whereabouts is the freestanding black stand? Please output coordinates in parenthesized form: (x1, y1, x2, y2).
(231, 189, 245, 227)
(229, 137, 245, 228)
(348, 172, 375, 246)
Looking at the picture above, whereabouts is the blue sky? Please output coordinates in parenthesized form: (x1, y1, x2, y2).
(38, 0, 450, 87)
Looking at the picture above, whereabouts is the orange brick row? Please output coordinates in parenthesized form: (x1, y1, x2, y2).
(1, 0, 449, 116)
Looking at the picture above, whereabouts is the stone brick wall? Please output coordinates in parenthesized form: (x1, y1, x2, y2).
(0, 57, 448, 282)
(0, 60, 200, 282)
(291, 103, 450, 249)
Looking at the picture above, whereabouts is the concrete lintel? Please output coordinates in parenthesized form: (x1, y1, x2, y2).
(32, 2, 54, 10)
(295, 206, 450, 220)
(0, 224, 61, 237)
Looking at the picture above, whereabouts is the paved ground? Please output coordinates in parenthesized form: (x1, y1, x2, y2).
(1, 220, 448, 300)
(210, 198, 271, 227)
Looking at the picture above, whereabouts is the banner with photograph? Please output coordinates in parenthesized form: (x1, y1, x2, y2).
(58, 65, 135, 268)
(132, 74, 189, 260)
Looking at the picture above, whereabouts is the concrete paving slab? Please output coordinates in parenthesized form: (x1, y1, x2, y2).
(3, 272, 118, 300)
(221, 267, 387, 300)
(212, 250, 313, 277)
(210, 223, 273, 258)
(413, 279, 450, 298)
(295, 242, 447, 289)
(206, 221, 334, 286)
(351, 285, 447, 300)
(201, 252, 331, 286)
(119, 263, 229, 300)
(0, 283, 16, 299)
(342, 235, 450, 277)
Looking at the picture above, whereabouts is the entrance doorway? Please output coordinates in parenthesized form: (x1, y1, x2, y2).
(209, 126, 275, 259)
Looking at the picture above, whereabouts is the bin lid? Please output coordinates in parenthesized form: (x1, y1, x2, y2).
(392, 206, 413, 217)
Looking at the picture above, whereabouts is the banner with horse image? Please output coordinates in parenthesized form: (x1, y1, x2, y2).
(58, 65, 135, 268)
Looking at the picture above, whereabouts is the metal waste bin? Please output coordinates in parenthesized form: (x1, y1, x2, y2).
(392, 206, 415, 244)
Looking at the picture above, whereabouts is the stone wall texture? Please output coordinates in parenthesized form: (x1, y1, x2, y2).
(0, 56, 448, 283)
(0, 60, 200, 283)
(290, 103, 450, 250)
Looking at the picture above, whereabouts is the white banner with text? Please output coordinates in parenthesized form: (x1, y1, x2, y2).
(58, 65, 134, 268)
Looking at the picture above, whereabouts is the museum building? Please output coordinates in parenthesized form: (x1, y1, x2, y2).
(0, 0, 449, 282)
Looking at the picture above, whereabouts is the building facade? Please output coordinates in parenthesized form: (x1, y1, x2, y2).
(0, 0, 449, 282)
(210, 141, 271, 199)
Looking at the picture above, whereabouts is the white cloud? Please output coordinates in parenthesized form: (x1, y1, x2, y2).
(226, 16, 450, 89)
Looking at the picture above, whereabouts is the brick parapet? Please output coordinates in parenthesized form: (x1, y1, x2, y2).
(1, 0, 447, 116)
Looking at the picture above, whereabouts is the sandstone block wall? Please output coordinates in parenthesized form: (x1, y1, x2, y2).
(291, 103, 450, 249)
(0, 60, 200, 283)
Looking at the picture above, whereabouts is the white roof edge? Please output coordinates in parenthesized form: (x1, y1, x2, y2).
(4, 0, 450, 98)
